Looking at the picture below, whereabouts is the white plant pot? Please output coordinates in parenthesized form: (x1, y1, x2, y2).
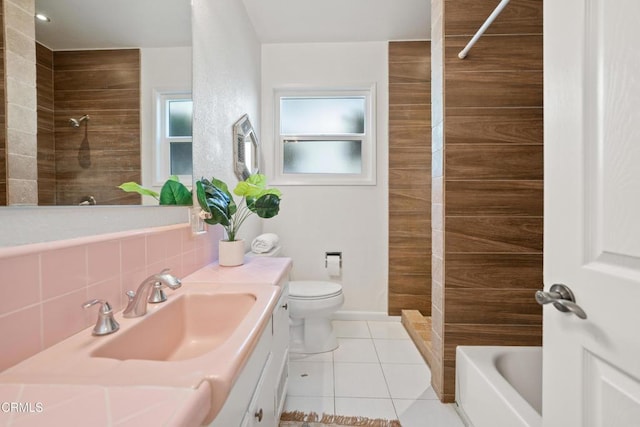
(218, 239, 245, 266)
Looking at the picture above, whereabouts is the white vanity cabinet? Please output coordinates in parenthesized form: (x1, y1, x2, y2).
(209, 282, 289, 427)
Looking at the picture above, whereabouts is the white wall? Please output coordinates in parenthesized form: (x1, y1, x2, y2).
(191, 0, 262, 245)
(140, 47, 192, 202)
(261, 42, 389, 313)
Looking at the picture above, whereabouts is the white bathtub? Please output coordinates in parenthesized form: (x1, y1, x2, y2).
(455, 346, 542, 427)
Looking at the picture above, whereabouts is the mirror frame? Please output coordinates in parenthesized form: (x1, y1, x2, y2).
(232, 114, 260, 180)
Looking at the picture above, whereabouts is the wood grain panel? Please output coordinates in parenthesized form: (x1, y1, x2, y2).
(37, 106, 54, 132)
(446, 253, 543, 288)
(389, 189, 430, 212)
(389, 275, 431, 296)
(446, 181, 543, 216)
(389, 146, 430, 170)
(54, 110, 140, 131)
(54, 89, 139, 110)
(53, 131, 140, 151)
(389, 41, 432, 316)
(445, 35, 543, 71)
(389, 83, 431, 105)
(445, 288, 541, 324)
(445, 71, 542, 108)
(444, 0, 543, 36)
(389, 253, 431, 275)
(389, 293, 431, 316)
(446, 144, 543, 180)
(37, 43, 55, 206)
(388, 125, 431, 147)
(54, 69, 140, 91)
(53, 49, 141, 206)
(53, 49, 140, 71)
(389, 168, 431, 188)
(443, 323, 542, 360)
(446, 216, 543, 253)
(36, 42, 52, 68)
(55, 149, 141, 173)
(389, 214, 430, 239)
(389, 41, 430, 62)
(389, 62, 430, 84)
(389, 104, 431, 127)
(36, 64, 53, 110)
(445, 108, 543, 145)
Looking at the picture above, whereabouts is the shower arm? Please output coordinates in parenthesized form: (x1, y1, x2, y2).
(458, 0, 511, 59)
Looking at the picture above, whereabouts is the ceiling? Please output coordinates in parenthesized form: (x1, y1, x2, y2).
(241, 0, 430, 43)
(34, 0, 192, 50)
(34, 0, 429, 51)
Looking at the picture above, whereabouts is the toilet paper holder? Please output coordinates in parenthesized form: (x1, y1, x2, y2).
(325, 252, 342, 268)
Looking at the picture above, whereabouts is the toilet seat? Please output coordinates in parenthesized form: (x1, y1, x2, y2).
(289, 281, 343, 300)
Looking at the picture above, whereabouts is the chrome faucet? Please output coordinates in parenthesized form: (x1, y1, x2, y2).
(123, 268, 182, 318)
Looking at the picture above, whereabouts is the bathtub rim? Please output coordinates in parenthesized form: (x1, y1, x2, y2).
(455, 345, 542, 427)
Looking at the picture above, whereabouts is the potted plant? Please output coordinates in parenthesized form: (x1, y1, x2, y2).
(196, 174, 281, 266)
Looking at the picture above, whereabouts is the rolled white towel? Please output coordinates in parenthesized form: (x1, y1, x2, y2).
(251, 233, 279, 254)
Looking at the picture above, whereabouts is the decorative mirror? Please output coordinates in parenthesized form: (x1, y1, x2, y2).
(233, 114, 260, 180)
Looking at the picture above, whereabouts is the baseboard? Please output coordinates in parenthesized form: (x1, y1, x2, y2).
(332, 311, 401, 322)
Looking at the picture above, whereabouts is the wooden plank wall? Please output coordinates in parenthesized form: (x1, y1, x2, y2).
(36, 43, 55, 205)
(431, 0, 544, 402)
(0, 2, 5, 206)
(388, 41, 432, 316)
(52, 49, 141, 205)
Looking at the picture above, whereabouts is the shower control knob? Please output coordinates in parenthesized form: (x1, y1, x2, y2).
(535, 283, 587, 319)
(282, 303, 288, 310)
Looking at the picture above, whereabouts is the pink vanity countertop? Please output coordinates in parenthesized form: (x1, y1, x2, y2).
(0, 257, 292, 427)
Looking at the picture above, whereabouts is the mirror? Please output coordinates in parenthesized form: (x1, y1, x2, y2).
(232, 114, 260, 181)
(20, 0, 192, 206)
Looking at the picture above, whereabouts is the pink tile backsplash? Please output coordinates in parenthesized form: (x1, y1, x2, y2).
(0, 306, 42, 371)
(0, 254, 40, 316)
(42, 289, 91, 349)
(87, 240, 121, 284)
(120, 236, 146, 273)
(41, 245, 88, 300)
(0, 223, 223, 372)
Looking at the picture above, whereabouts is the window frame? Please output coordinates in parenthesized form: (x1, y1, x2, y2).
(153, 90, 193, 187)
(273, 86, 376, 186)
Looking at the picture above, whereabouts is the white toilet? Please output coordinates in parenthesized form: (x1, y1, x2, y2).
(247, 246, 344, 354)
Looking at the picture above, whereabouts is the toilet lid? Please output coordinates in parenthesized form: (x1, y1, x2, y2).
(289, 281, 343, 299)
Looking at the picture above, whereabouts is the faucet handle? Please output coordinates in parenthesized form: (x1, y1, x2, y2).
(82, 299, 120, 336)
(148, 281, 168, 304)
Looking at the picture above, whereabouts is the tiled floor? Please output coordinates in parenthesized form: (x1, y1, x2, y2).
(283, 319, 466, 426)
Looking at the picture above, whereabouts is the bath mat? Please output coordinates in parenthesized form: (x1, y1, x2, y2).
(280, 411, 401, 427)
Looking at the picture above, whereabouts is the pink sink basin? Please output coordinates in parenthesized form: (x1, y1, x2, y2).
(92, 293, 257, 361)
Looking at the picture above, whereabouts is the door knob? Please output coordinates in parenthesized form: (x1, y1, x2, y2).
(535, 283, 587, 320)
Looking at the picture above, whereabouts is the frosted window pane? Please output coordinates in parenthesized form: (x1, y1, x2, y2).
(281, 97, 365, 135)
(283, 140, 362, 174)
(170, 142, 193, 175)
(168, 100, 193, 137)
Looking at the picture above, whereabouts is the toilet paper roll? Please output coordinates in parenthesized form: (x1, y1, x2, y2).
(326, 255, 341, 276)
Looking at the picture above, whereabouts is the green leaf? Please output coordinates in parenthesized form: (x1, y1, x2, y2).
(196, 181, 211, 214)
(117, 182, 159, 200)
(248, 193, 281, 218)
(196, 178, 234, 226)
(159, 179, 192, 205)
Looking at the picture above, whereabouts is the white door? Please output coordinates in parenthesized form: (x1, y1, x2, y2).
(544, 0, 640, 425)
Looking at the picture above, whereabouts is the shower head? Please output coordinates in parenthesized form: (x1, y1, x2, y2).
(69, 115, 90, 128)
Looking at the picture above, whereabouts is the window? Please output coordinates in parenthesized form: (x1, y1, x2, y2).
(275, 87, 376, 185)
(155, 92, 193, 185)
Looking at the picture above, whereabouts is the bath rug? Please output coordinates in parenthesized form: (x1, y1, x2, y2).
(280, 411, 402, 427)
